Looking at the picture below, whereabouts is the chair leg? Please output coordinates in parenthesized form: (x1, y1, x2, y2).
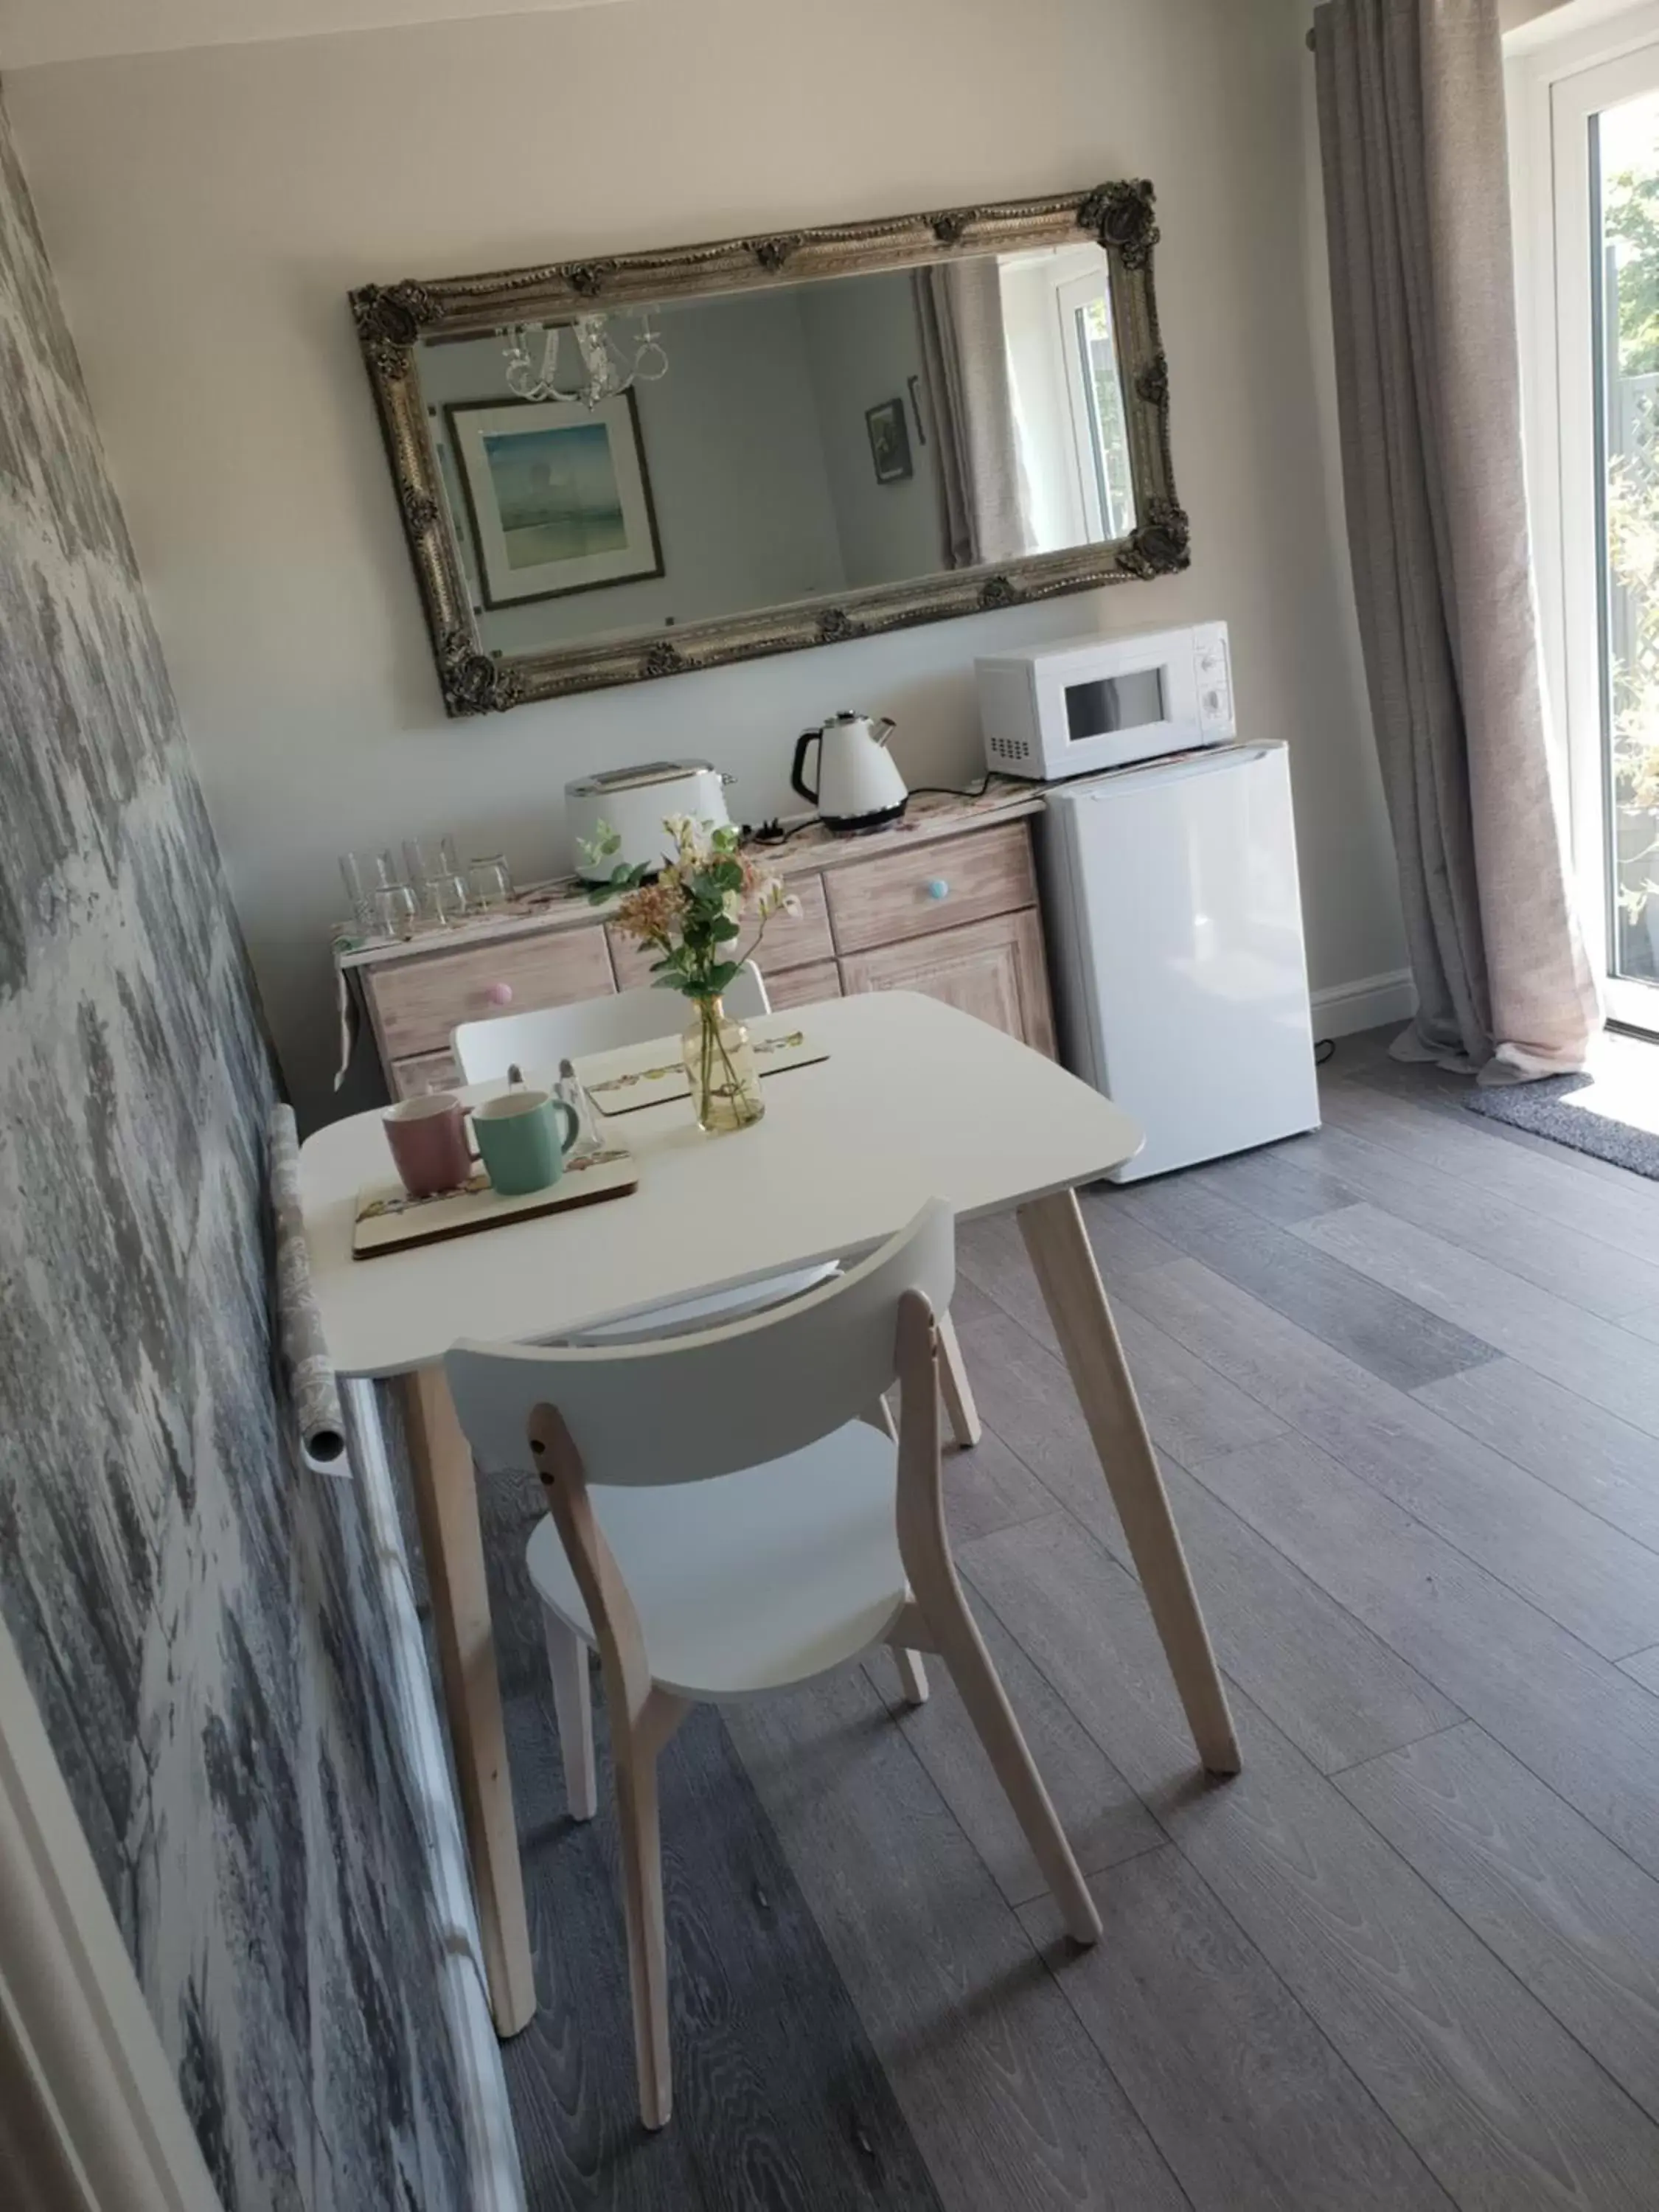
(613, 1736, 672, 2130)
(890, 1644, 930, 1704)
(542, 1609, 597, 1822)
(530, 1407, 678, 2130)
(937, 1314, 982, 1450)
(920, 1586, 1102, 1946)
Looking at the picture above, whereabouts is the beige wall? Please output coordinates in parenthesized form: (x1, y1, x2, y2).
(1500, 0, 1574, 29)
(4, 0, 1404, 1125)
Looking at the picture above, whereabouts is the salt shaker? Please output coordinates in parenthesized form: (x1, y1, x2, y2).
(553, 1057, 602, 1158)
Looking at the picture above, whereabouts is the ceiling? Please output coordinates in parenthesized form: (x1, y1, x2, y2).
(0, 0, 629, 71)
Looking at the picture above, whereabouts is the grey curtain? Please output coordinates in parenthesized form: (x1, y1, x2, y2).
(1315, 0, 1599, 1080)
(914, 261, 1030, 569)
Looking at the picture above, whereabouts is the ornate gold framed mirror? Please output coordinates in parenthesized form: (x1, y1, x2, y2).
(351, 180, 1185, 716)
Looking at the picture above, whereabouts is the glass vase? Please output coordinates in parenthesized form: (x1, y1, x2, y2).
(681, 995, 765, 1134)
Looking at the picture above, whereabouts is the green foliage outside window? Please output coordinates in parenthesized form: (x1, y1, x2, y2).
(1603, 163, 1659, 939)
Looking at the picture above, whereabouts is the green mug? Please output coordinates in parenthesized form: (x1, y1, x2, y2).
(473, 1088, 580, 1197)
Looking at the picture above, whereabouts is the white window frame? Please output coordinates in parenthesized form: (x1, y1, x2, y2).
(1512, 0, 1659, 1029)
(1055, 269, 1110, 544)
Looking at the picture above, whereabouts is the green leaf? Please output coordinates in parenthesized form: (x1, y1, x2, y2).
(588, 859, 650, 905)
(577, 816, 624, 869)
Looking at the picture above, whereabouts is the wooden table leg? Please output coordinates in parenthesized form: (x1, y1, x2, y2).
(936, 1312, 983, 1450)
(1018, 1189, 1242, 1775)
(398, 1368, 537, 2036)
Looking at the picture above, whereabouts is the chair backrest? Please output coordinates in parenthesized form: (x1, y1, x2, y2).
(452, 964, 771, 1083)
(446, 1199, 954, 1486)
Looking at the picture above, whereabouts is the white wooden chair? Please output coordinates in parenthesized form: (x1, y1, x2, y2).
(451, 977, 984, 1445)
(445, 1201, 1100, 2132)
(451, 961, 772, 1085)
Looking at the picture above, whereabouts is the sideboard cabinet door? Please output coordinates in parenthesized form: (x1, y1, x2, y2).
(838, 909, 1054, 1057)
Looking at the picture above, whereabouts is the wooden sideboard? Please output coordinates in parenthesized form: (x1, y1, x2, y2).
(340, 787, 1057, 1099)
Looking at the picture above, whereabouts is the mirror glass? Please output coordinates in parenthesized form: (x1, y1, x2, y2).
(413, 244, 1133, 662)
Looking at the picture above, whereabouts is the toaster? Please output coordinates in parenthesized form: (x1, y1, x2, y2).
(565, 760, 734, 882)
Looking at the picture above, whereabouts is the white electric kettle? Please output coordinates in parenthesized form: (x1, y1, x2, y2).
(790, 711, 908, 834)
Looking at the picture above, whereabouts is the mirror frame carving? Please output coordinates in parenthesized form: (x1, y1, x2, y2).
(351, 180, 1186, 717)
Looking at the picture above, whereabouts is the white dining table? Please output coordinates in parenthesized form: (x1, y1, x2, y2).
(299, 990, 1241, 2037)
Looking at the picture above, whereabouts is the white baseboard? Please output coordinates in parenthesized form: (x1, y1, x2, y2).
(1310, 969, 1416, 1038)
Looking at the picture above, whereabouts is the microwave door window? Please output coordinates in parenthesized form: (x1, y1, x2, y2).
(1063, 668, 1167, 744)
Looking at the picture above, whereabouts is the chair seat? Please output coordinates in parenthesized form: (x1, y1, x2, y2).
(563, 1262, 841, 1348)
(526, 1419, 907, 1700)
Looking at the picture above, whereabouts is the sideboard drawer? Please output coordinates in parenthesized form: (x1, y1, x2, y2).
(765, 960, 842, 1010)
(825, 824, 1037, 954)
(366, 924, 616, 1059)
(389, 1048, 462, 1101)
(607, 870, 835, 990)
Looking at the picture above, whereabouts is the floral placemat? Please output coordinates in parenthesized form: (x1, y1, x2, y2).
(575, 1026, 828, 1118)
(352, 1146, 637, 1258)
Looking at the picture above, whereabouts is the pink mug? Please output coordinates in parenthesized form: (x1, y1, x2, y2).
(383, 1092, 472, 1197)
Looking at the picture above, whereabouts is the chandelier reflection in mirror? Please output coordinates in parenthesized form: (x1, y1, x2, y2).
(501, 313, 669, 409)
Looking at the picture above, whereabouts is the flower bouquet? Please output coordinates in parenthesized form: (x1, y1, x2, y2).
(584, 815, 799, 1132)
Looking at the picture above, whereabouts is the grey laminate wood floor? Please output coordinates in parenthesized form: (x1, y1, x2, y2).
(510, 1028, 1659, 2210)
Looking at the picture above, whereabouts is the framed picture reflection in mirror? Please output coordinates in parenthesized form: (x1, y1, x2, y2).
(444, 393, 664, 610)
(866, 397, 914, 484)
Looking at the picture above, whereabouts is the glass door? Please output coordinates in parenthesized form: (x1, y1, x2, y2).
(1554, 47, 1659, 1031)
(1055, 269, 1136, 545)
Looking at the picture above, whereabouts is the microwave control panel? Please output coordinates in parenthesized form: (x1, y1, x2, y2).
(1194, 623, 1234, 737)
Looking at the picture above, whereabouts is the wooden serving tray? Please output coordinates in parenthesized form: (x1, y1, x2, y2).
(577, 1023, 828, 1119)
(352, 1145, 637, 1258)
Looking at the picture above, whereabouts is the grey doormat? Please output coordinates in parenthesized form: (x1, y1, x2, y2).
(1465, 1063, 1659, 1178)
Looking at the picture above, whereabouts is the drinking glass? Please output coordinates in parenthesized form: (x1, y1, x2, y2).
(338, 852, 375, 928)
(372, 883, 418, 941)
(404, 835, 460, 886)
(341, 849, 408, 925)
(469, 854, 515, 908)
(422, 871, 471, 927)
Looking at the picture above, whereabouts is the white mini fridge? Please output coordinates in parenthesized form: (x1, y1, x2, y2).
(1037, 741, 1321, 1182)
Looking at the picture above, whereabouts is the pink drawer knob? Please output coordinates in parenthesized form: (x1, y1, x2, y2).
(484, 981, 514, 1006)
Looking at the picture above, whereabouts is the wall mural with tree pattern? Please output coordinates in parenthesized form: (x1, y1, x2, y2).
(0, 100, 467, 2211)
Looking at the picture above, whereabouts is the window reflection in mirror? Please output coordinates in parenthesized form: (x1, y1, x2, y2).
(414, 245, 1134, 664)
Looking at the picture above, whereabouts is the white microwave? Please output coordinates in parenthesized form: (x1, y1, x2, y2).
(975, 621, 1234, 782)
